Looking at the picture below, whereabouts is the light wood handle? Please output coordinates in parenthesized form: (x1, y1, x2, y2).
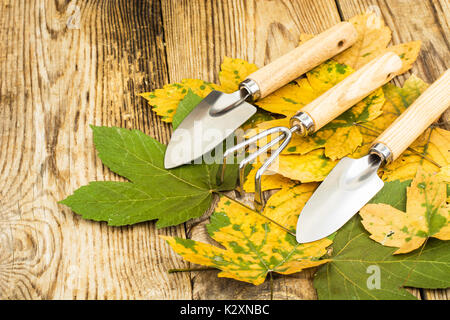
(246, 22, 358, 99)
(374, 69, 450, 161)
(300, 52, 403, 131)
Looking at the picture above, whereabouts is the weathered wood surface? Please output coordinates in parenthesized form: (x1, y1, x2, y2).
(0, 0, 448, 300)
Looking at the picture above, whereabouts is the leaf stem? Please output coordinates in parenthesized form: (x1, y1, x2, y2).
(168, 267, 216, 273)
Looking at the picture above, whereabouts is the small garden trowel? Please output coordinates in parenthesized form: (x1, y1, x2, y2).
(296, 69, 450, 244)
(164, 22, 358, 169)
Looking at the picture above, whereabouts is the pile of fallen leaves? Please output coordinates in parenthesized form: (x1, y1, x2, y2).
(61, 13, 449, 300)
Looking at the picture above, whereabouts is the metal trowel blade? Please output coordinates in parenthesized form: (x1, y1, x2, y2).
(164, 90, 256, 169)
(296, 154, 384, 243)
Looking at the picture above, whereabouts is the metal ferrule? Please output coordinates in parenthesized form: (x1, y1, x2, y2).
(239, 79, 260, 101)
(289, 112, 315, 137)
(369, 142, 393, 165)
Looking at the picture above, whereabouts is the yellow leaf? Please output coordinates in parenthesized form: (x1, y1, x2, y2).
(360, 169, 450, 254)
(330, 13, 420, 73)
(385, 41, 422, 74)
(140, 79, 219, 122)
(334, 12, 392, 70)
(243, 162, 296, 193)
(249, 60, 385, 161)
(255, 60, 353, 116)
(437, 165, 450, 183)
(219, 57, 259, 93)
(382, 128, 450, 181)
(272, 150, 338, 183)
(351, 75, 429, 159)
(163, 184, 331, 285)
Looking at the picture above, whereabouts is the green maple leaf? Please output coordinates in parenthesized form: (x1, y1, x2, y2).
(60, 126, 237, 228)
(314, 180, 450, 300)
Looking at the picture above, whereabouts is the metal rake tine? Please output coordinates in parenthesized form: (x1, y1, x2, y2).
(254, 127, 294, 212)
(216, 126, 289, 187)
(236, 126, 292, 195)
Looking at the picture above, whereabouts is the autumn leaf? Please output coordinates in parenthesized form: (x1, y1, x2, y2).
(267, 74, 431, 183)
(351, 75, 429, 159)
(254, 60, 353, 116)
(249, 60, 385, 161)
(163, 184, 331, 285)
(314, 216, 450, 300)
(140, 79, 219, 122)
(353, 75, 449, 182)
(219, 57, 258, 93)
(60, 126, 238, 228)
(360, 169, 450, 254)
(334, 12, 421, 72)
(382, 127, 450, 181)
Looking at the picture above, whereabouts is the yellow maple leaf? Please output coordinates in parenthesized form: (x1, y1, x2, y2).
(248, 60, 385, 162)
(163, 184, 331, 285)
(255, 60, 353, 116)
(219, 57, 259, 93)
(272, 150, 339, 183)
(140, 79, 219, 122)
(348, 75, 428, 158)
(360, 169, 450, 254)
(382, 128, 450, 182)
(334, 12, 420, 72)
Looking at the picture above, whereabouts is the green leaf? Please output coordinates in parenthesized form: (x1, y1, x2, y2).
(368, 179, 412, 210)
(314, 181, 450, 300)
(172, 89, 203, 129)
(60, 126, 238, 228)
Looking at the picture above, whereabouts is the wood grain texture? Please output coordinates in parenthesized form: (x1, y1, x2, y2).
(302, 51, 402, 131)
(161, 0, 343, 300)
(1, 0, 448, 300)
(336, 0, 449, 301)
(0, 0, 190, 299)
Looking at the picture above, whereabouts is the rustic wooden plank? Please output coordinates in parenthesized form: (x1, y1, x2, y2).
(0, 0, 190, 299)
(336, 0, 449, 300)
(161, 0, 342, 299)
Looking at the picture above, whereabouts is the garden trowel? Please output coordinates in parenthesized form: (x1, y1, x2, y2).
(296, 69, 450, 243)
(164, 22, 358, 169)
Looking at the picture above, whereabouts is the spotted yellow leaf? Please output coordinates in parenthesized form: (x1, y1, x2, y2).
(360, 169, 450, 254)
(351, 75, 429, 159)
(250, 60, 385, 160)
(271, 150, 339, 183)
(140, 79, 219, 122)
(163, 184, 331, 285)
(385, 41, 422, 74)
(219, 57, 259, 93)
(382, 128, 450, 181)
(334, 12, 392, 69)
(334, 12, 420, 73)
(255, 60, 352, 116)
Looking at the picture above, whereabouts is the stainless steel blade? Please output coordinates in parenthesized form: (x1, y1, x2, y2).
(296, 154, 384, 243)
(164, 90, 256, 169)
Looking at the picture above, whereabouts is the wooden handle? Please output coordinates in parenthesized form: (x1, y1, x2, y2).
(246, 22, 358, 99)
(374, 69, 450, 161)
(300, 52, 403, 131)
